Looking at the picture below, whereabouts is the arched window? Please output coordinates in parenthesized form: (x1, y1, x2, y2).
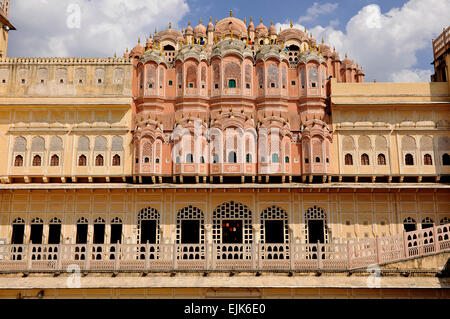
(50, 154, 59, 166)
(145, 157, 150, 163)
(228, 151, 237, 163)
(48, 217, 62, 245)
(11, 217, 25, 245)
(176, 206, 205, 259)
(30, 217, 44, 244)
(246, 153, 252, 163)
(361, 153, 369, 165)
(440, 217, 450, 225)
(112, 154, 121, 166)
(95, 154, 104, 166)
(32, 155, 42, 166)
(200, 156, 205, 164)
(421, 217, 434, 229)
(137, 207, 160, 246)
(285, 156, 290, 163)
(344, 153, 353, 165)
(110, 217, 123, 244)
(14, 155, 23, 167)
(213, 153, 219, 164)
(228, 79, 236, 88)
(405, 153, 414, 165)
(443, 153, 450, 165)
(377, 154, 386, 165)
(403, 217, 417, 232)
(424, 154, 432, 165)
(315, 157, 320, 163)
(272, 153, 279, 163)
(78, 155, 87, 166)
(186, 153, 193, 163)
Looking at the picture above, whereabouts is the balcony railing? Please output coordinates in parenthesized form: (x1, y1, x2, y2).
(0, 224, 449, 273)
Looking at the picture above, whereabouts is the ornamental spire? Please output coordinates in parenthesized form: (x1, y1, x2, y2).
(230, 10, 232, 17)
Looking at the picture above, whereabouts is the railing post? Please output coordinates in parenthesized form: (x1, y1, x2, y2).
(57, 243, 63, 272)
(85, 244, 91, 272)
(403, 231, 409, 259)
(376, 237, 381, 264)
(346, 241, 351, 270)
(211, 243, 216, 270)
(145, 243, 150, 271)
(433, 225, 440, 253)
(173, 243, 177, 270)
(317, 244, 321, 269)
(26, 244, 32, 272)
(205, 242, 209, 271)
(257, 244, 261, 271)
(289, 241, 294, 271)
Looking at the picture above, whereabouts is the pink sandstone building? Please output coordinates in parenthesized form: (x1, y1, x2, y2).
(0, 7, 448, 299)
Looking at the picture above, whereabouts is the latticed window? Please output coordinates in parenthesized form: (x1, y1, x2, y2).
(344, 153, 353, 165)
(272, 153, 279, 163)
(361, 153, 369, 165)
(403, 217, 417, 232)
(32, 155, 42, 166)
(228, 151, 237, 163)
(14, 155, 23, 167)
(424, 154, 432, 165)
(50, 154, 59, 166)
(78, 155, 87, 166)
(421, 217, 434, 229)
(228, 79, 236, 88)
(112, 154, 121, 166)
(176, 205, 205, 247)
(212, 201, 253, 245)
(377, 153, 386, 165)
(260, 206, 289, 245)
(137, 207, 160, 245)
(95, 154, 104, 166)
(304, 206, 328, 245)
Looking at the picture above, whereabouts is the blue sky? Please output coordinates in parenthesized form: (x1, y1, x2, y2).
(7, 0, 450, 82)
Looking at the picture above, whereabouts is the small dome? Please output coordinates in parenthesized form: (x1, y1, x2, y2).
(145, 37, 153, 50)
(185, 21, 193, 35)
(268, 21, 277, 36)
(255, 19, 268, 37)
(194, 19, 206, 37)
(319, 38, 331, 57)
(248, 17, 255, 32)
(207, 17, 214, 32)
(214, 16, 248, 38)
(130, 39, 145, 57)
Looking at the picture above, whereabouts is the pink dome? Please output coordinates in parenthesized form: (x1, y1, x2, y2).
(194, 19, 206, 37)
(268, 21, 277, 36)
(214, 16, 248, 38)
(255, 19, 268, 37)
(207, 17, 214, 32)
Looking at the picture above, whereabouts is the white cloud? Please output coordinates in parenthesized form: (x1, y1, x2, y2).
(279, 0, 449, 82)
(298, 2, 338, 23)
(8, 0, 190, 57)
(389, 69, 432, 82)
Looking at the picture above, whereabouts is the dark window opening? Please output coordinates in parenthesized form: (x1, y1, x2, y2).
(228, 79, 236, 88)
(140, 220, 156, 244)
(246, 153, 252, 163)
(155, 158, 160, 164)
(422, 221, 434, 229)
(135, 158, 139, 164)
(377, 154, 386, 165)
(285, 156, 290, 163)
(270, 82, 275, 88)
(168, 80, 173, 86)
(345, 153, 353, 165)
(228, 151, 237, 163)
(76, 224, 88, 244)
(424, 154, 432, 165)
(98, 79, 102, 84)
(443, 153, 450, 165)
(404, 222, 416, 232)
(112, 154, 121, 166)
(149, 83, 153, 88)
(361, 153, 370, 165)
(200, 156, 205, 164)
(11, 224, 24, 244)
(181, 220, 200, 244)
(186, 153, 193, 163)
(215, 83, 219, 89)
(93, 223, 105, 244)
(326, 158, 329, 163)
(144, 157, 150, 163)
(307, 220, 325, 244)
(14, 155, 23, 167)
(222, 220, 243, 244)
(189, 83, 194, 88)
(213, 154, 219, 164)
(95, 154, 104, 166)
(110, 224, 122, 244)
(246, 83, 250, 89)
(78, 155, 87, 166)
(32, 155, 42, 166)
(48, 224, 61, 244)
(311, 82, 316, 88)
(265, 220, 284, 244)
(405, 153, 414, 166)
(291, 81, 296, 85)
(30, 224, 43, 244)
(315, 157, 321, 163)
(50, 154, 59, 166)
(305, 158, 309, 164)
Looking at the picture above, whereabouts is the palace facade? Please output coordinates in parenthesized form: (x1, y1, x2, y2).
(0, 6, 449, 299)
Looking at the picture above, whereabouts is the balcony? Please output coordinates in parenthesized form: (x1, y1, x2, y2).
(0, 223, 448, 273)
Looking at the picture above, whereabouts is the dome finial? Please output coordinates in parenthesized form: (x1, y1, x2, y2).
(260, 18, 263, 23)
(345, 53, 348, 59)
(155, 27, 157, 35)
(290, 20, 293, 28)
(244, 17, 247, 25)
(250, 16, 253, 22)
(322, 37, 324, 44)
(169, 22, 172, 29)
(210, 16, 212, 23)
(215, 18, 217, 24)
(271, 20, 273, 25)
(230, 9, 232, 17)
(138, 37, 141, 44)
(188, 19, 191, 26)
(199, 18, 202, 24)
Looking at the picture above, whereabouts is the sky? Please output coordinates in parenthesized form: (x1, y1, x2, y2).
(6, 0, 450, 82)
